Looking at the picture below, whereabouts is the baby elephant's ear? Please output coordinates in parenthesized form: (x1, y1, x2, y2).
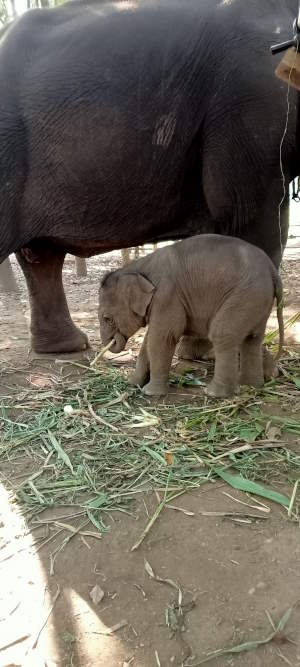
(130, 273, 155, 317)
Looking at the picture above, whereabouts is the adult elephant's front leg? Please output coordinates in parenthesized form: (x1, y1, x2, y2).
(16, 247, 89, 353)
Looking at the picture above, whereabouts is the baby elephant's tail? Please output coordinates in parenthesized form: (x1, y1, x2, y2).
(272, 270, 284, 362)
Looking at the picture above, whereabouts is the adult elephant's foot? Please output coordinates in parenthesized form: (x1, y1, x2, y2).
(31, 323, 89, 354)
(205, 379, 239, 398)
(16, 244, 89, 354)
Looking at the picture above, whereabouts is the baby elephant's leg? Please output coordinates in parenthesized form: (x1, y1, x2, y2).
(177, 336, 214, 361)
(206, 342, 240, 398)
(239, 333, 265, 388)
(142, 331, 176, 396)
(206, 311, 240, 397)
(129, 332, 150, 387)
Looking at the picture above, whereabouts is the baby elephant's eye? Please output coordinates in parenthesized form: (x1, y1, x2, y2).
(103, 316, 114, 325)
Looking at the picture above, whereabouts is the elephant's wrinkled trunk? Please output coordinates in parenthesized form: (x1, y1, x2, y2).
(110, 331, 127, 353)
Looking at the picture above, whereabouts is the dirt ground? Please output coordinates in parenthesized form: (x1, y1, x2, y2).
(0, 248, 300, 667)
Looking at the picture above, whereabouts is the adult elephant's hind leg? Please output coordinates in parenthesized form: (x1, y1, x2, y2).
(16, 247, 89, 353)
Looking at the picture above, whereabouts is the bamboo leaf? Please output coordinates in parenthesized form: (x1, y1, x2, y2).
(47, 430, 74, 474)
(214, 469, 290, 507)
(190, 604, 298, 665)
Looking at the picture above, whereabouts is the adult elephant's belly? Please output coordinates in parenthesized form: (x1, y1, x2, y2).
(21, 104, 206, 255)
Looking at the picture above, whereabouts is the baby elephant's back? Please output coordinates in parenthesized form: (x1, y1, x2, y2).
(175, 235, 275, 285)
(228, 240, 278, 317)
(173, 235, 277, 326)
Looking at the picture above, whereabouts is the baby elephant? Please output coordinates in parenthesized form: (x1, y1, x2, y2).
(98, 235, 284, 398)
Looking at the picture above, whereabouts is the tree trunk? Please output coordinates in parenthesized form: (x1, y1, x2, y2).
(75, 256, 88, 277)
(10, 0, 17, 18)
(121, 248, 131, 265)
(0, 257, 19, 293)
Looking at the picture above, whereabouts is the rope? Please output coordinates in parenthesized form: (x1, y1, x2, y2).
(278, 47, 298, 264)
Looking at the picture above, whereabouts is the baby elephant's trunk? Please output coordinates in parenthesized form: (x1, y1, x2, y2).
(273, 272, 284, 362)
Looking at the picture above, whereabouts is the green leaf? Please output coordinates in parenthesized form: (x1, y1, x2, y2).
(292, 376, 300, 389)
(207, 420, 217, 441)
(47, 430, 74, 474)
(215, 468, 290, 507)
(239, 424, 264, 443)
(192, 604, 297, 664)
(276, 605, 294, 633)
(87, 509, 108, 532)
(142, 446, 166, 465)
(28, 480, 46, 505)
(86, 493, 108, 509)
(170, 372, 206, 387)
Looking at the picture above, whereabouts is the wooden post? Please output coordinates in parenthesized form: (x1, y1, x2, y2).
(0, 257, 19, 293)
(75, 257, 87, 277)
(121, 248, 131, 265)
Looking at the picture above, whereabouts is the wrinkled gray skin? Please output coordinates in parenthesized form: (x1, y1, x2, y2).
(98, 235, 284, 398)
(177, 335, 279, 380)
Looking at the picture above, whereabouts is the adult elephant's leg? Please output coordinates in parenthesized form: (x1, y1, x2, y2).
(241, 186, 290, 269)
(0, 257, 19, 293)
(16, 248, 89, 353)
(202, 116, 290, 269)
(275, 189, 290, 266)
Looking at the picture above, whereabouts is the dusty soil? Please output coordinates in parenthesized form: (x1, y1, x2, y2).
(0, 250, 300, 667)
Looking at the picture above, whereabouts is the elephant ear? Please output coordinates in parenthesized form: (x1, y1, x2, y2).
(129, 273, 155, 317)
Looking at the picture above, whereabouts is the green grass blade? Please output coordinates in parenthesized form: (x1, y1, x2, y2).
(47, 430, 74, 474)
(264, 311, 300, 344)
(214, 468, 290, 507)
(276, 605, 294, 633)
(86, 493, 108, 509)
(191, 604, 297, 665)
(142, 446, 167, 465)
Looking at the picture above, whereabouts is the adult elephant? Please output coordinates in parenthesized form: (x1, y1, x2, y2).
(0, 0, 298, 353)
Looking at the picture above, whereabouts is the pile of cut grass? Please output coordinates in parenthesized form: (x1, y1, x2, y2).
(0, 344, 300, 557)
